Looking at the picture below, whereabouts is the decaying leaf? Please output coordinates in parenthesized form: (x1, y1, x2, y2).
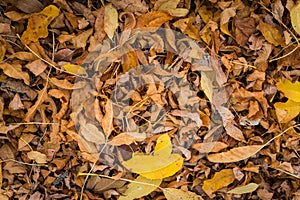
(21, 5, 60, 44)
(122, 154, 184, 179)
(163, 188, 204, 200)
(202, 169, 235, 197)
(290, 3, 300, 35)
(119, 176, 162, 200)
(227, 183, 259, 194)
(207, 145, 263, 163)
(27, 151, 47, 164)
(104, 3, 118, 40)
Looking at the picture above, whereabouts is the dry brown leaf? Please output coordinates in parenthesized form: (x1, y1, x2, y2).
(0, 36, 6, 62)
(101, 99, 114, 137)
(27, 151, 47, 164)
(173, 17, 200, 42)
(122, 50, 139, 73)
(50, 77, 86, 90)
(111, 0, 148, 14)
(220, 7, 236, 36)
(9, 93, 25, 111)
(192, 142, 228, 153)
(235, 17, 256, 46)
(136, 11, 172, 31)
(163, 188, 204, 200)
(259, 21, 285, 46)
(207, 145, 263, 163)
(21, 5, 60, 44)
(109, 132, 146, 146)
(71, 29, 93, 49)
(0, 62, 30, 85)
(80, 123, 105, 144)
(18, 133, 36, 150)
(25, 59, 48, 76)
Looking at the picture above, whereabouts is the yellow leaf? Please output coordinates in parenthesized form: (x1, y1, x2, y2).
(227, 183, 259, 194)
(163, 188, 204, 200)
(173, 17, 200, 42)
(207, 145, 263, 163)
(291, 3, 300, 35)
(259, 21, 285, 46)
(274, 99, 300, 123)
(21, 5, 60, 44)
(27, 151, 47, 164)
(198, 5, 213, 24)
(104, 3, 118, 40)
(154, 133, 172, 156)
(119, 176, 162, 200)
(276, 79, 300, 102)
(122, 51, 139, 73)
(63, 64, 87, 75)
(202, 169, 235, 197)
(122, 154, 184, 179)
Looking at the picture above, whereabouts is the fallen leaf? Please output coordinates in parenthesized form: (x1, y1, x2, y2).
(227, 183, 259, 194)
(25, 59, 47, 76)
(80, 123, 105, 144)
(259, 21, 285, 46)
(27, 151, 47, 164)
(119, 176, 162, 200)
(290, 3, 300, 35)
(18, 133, 36, 150)
(111, 0, 148, 14)
(163, 188, 204, 200)
(198, 5, 213, 24)
(109, 132, 146, 146)
(63, 64, 87, 75)
(202, 169, 235, 197)
(122, 50, 139, 73)
(9, 93, 25, 111)
(207, 145, 263, 163)
(0, 62, 30, 85)
(71, 28, 93, 48)
(276, 79, 300, 102)
(220, 7, 236, 37)
(21, 5, 60, 44)
(122, 154, 184, 179)
(136, 11, 172, 31)
(235, 17, 256, 46)
(0, 36, 6, 62)
(154, 133, 172, 156)
(101, 99, 114, 137)
(192, 142, 228, 153)
(104, 3, 118, 40)
(173, 17, 200, 41)
(274, 100, 300, 123)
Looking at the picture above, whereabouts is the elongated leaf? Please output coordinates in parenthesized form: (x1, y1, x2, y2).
(63, 64, 87, 75)
(202, 169, 235, 196)
(104, 3, 118, 39)
(259, 20, 285, 46)
(227, 183, 259, 194)
(163, 188, 204, 200)
(291, 3, 300, 35)
(119, 176, 162, 200)
(207, 145, 263, 163)
(122, 154, 184, 179)
(154, 133, 172, 156)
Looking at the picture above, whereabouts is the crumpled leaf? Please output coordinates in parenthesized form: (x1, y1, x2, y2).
(274, 100, 300, 123)
(163, 188, 204, 200)
(276, 79, 300, 102)
(27, 151, 47, 164)
(119, 176, 162, 200)
(21, 5, 60, 44)
(122, 154, 184, 179)
(259, 20, 285, 46)
(207, 145, 263, 163)
(227, 183, 259, 194)
(104, 3, 118, 40)
(220, 7, 236, 37)
(202, 169, 235, 197)
(136, 11, 172, 31)
(63, 64, 87, 75)
(154, 133, 172, 156)
(291, 3, 300, 35)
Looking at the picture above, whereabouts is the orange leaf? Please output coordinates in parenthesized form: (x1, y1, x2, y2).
(259, 20, 285, 46)
(173, 17, 200, 42)
(136, 11, 172, 31)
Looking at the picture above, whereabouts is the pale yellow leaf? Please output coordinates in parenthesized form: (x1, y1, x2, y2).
(207, 145, 263, 163)
(63, 64, 87, 75)
(122, 154, 184, 179)
(167, 8, 189, 17)
(163, 188, 204, 200)
(274, 99, 300, 123)
(154, 133, 172, 156)
(104, 3, 118, 39)
(27, 151, 47, 163)
(119, 176, 162, 200)
(156, 0, 179, 11)
(202, 169, 235, 197)
(201, 71, 214, 102)
(276, 79, 300, 102)
(227, 183, 259, 194)
(291, 3, 300, 35)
